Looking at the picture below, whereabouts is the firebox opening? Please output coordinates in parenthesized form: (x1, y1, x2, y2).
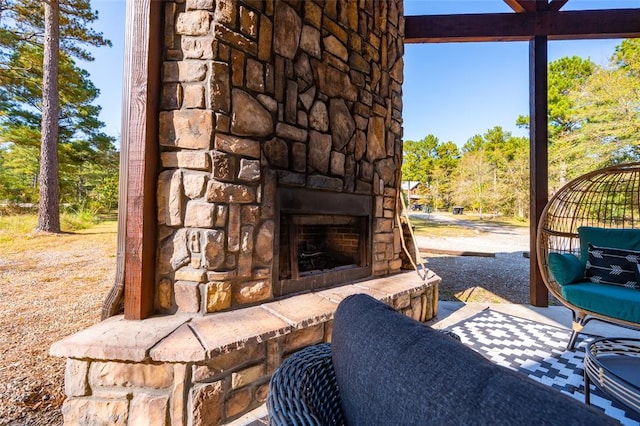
(297, 223, 359, 276)
(275, 188, 373, 297)
(279, 215, 367, 279)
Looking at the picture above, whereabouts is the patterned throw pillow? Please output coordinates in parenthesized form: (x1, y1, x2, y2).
(585, 243, 640, 289)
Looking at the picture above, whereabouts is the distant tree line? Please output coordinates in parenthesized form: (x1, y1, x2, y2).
(0, 0, 118, 218)
(402, 39, 640, 219)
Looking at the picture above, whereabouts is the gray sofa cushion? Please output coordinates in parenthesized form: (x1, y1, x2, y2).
(331, 293, 618, 425)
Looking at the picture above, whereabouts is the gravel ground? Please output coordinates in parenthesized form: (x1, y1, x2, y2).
(413, 213, 535, 304)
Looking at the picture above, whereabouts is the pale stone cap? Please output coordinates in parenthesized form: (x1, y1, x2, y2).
(50, 271, 440, 363)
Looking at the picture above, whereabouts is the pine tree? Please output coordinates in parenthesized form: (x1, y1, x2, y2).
(551, 39, 640, 183)
(0, 0, 113, 230)
(38, 0, 60, 232)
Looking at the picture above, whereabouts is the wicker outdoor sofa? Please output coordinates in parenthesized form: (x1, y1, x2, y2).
(267, 294, 616, 425)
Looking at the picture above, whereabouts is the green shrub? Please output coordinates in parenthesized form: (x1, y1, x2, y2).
(61, 209, 99, 231)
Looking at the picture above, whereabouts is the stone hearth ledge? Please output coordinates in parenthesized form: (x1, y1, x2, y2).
(50, 271, 439, 363)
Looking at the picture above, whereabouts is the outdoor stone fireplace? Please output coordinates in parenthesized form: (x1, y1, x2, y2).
(154, 0, 410, 315)
(51, 1, 440, 424)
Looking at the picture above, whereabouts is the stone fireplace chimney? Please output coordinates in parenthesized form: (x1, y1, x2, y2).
(157, 0, 406, 315)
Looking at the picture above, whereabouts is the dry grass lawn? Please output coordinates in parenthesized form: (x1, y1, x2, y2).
(0, 218, 117, 425)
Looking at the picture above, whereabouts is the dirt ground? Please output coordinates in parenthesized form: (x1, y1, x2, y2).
(0, 222, 117, 425)
(0, 215, 536, 424)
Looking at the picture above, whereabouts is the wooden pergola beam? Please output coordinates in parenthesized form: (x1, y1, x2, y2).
(405, 9, 640, 43)
(504, 0, 537, 13)
(548, 0, 569, 12)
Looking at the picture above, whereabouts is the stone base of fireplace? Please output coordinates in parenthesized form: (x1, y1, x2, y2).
(51, 271, 440, 425)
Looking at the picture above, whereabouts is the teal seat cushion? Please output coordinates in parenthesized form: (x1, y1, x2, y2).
(548, 252, 584, 285)
(577, 226, 640, 263)
(561, 282, 640, 324)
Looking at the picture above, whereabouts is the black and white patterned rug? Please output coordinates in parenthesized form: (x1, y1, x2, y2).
(448, 309, 640, 426)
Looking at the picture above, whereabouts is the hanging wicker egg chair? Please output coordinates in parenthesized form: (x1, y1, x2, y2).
(536, 162, 640, 349)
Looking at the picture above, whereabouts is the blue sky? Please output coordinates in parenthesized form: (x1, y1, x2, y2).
(81, 0, 125, 140)
(82, 0, 638, 147)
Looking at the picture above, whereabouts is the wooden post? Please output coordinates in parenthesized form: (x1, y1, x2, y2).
(529, 34, 549, 307)
(122, 0, 162, 320)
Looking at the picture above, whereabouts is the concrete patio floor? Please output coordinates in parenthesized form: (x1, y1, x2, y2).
(228, 301, 640, 426)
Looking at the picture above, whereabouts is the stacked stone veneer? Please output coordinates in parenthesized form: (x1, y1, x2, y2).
(53, 277, 440, 425)
(157, 0, 405, 314)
